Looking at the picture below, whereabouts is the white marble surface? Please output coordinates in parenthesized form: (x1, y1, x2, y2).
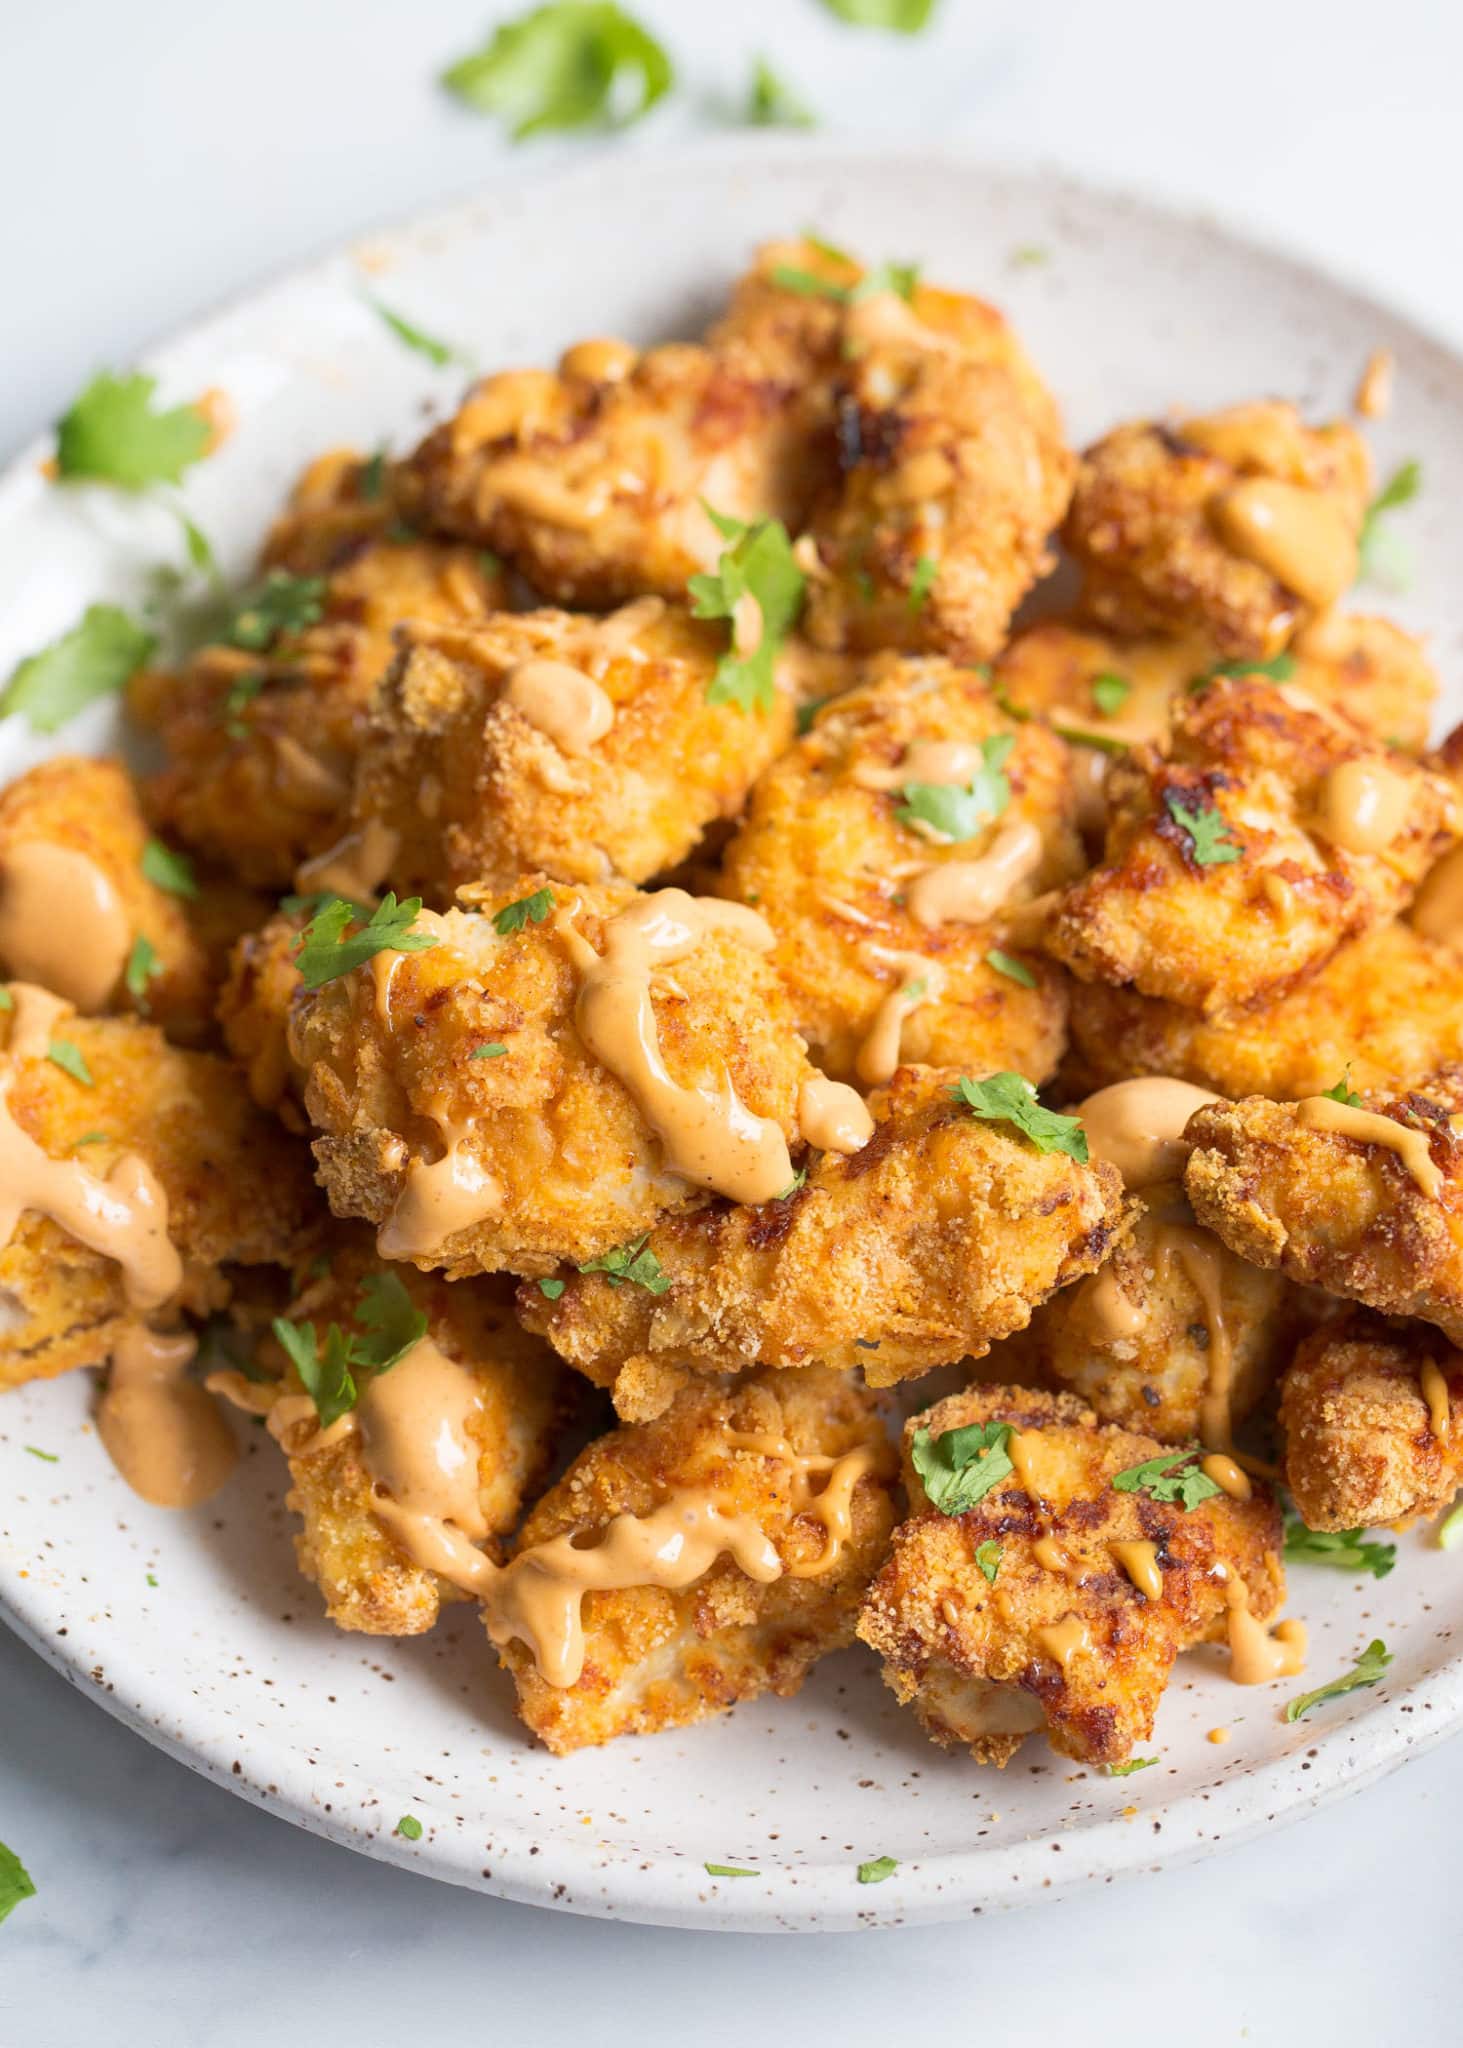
(2, 0, 1459, 2037)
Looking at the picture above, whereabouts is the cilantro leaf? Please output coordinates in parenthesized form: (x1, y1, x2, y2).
(353, 1270, 428, 1373)
(124, 934, 162, 1009)
(0, 1841, 36, 1925)
(1164, 791, 1242, 866)
(471, 1042, 508, 1059)
(985, 949, 1036, 989)
(910, 1418, 1014, 1515)
(975, 1539, 1002, 1584)
(1, 604, 156, 733)
(895, 735, 1014, 841)
(953, 1072, 1088, 1161)
(1321, 1069, 1363, 1108)
(538, 1277, 567, 1300)
(224, 571, 326, 651)
(746, 55, 816, 127)
(273, 1317, 357, 1430)
(365, 295, 465, 371)
(1106, 1756, 1158, 1776)
(1112, 1448, 1222, 1512)
(493, 886, 556, 935)
(1283, 1517, 1395, 1580)
(856, 1856, 898, 1884)
(294, 894, 439, 989)
(1358, 459, 1421, 591)
(1090, 672, 1131, 718)
(396, 1814, 424, 1841)
(141, 838, 198, 899)
(1284, 1639, 1392, 1722)
(442, 3, 673, 139)
(1189, 652, 1295, 692)
(704, 1863, 759, 1877)
(46, 1039, 94, 1087)
(577, 1233, 670, 1294)
(689, 507, 806, 714)
(55, 370, 211, 489)
(820, 0, 938, 31)
(906, 554, 939, 614)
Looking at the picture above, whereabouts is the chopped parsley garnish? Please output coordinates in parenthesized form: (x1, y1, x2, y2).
(492, 886, 556, 936)
(537, 1277, 567, 1300)
(704, 1862, 759, 1878)
(272, 1271, 427, 1428)
(0, 1842, 36, 1925)
(985, 949, 1036, 989)
(146, 1572, 158, 1587)
(141, 838, 198, 899)
(55, 370, 211, 489)
(1320, 1070, 1364, 1108)
(770, 259, 921, 305)
(797, 695, 831, 736)
(294, 894, 438, 989)
(1358, 459, 1421, 592)
(1439, 1496, 1463, 1551)
(0, 990, 10, 1011)
(856, 1856, 898, 1884)
(1284, 1639, 1392, 1722)
(896, 735, 1013, 841)
(441, 3, 673, 138)
(910, 1419, 1014, 1516)
(1112, 1447, 1222, 1512)
(1, 604, 156, 733)
(777, 1167, 808, 1199)
(124, 934, 162, 1010)
(1164, 791, 1242, 866)
(577, 1233, 670, 1294)
(46, 1039, 94, 1087)
(470, 1043, 509, 1059)
(819, 0, 937, 32)
(746, 55, 816, 127)
(72, 1132, 108, 1147)
(222, 672, 265, 737)
(689, 506, 806, 714)
(1283, 1516, 1395, 1580)
(1189, 651, 1295, 691)
(395, 1814, 424, 1841)
(359, 449, 387, 501)
(1106, 1756, 1158, 1776)
(1090, 672, 1131, 718)
(224, 571, 326, 651)
(975, 1539, 1002, 1584)
(177, 511, 219, 582)
(365, 295, 464, 371)
(23, 1446, 58, 1463)
(906, 554, 939, 614)
(953, 1072, 1088, 1161)
(1009, 244, 1051, 268)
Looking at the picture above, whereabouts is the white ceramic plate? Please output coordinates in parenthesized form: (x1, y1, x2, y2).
(2, 142, 1462, 1934)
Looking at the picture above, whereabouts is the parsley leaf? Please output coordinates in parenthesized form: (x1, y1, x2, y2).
(396, 1814, 424, 1841)
(910, 1419, 1014, 1515)
(365, 295, 464, 371)
(538, 1277, 567, 1300)
(24, 1446, 58, 1463)
(55, 370, 211, 489)
(1283, 1517, 1395, 1579)
(224, 571, 326, 651)
(820, 0, 938, 30)
(985, 949, 1036, 989)
(895, 735, 1014, 841)
(1321, 1070, 1364, 1108)
(906, 553, 939, 614)
(353, 1270, 429, 1373)
(1, 604, 156, 733)
(46, 1039, 94, 1087)
(746, 55, 815, 127)
(1189, 651, 1296, 692)
(1112, 1448, 1222, 1512)
(0, 990, 10, 1012)
(577, 1233, 670, 1294)
(141, 838, 198, 899)
(124, 934, 162, 1009)
(271, 1273, 425, 1430)
(1284, 1639, 1392, 1722)
(294, 894, 439, 989)
(222, 672, 265, 738)
(0, 1842, 36, 1926)
(1090, 672, 1131, 718)
(975, 1538, 1002, 1584)
(1358, 459, 1421, 591)
(770, 259, 922, 304)
(856, 1856, 898, 1884)
(1107, 1756, 1158, 1776)
(442, 3, 673, 138)
(359, 449, 387, 501)
(689, 507, 806, 714)
(704, 1863, 760, 1877)
(470, 1042, 508, 1059)
(1164, 792, 1242, 866)
(493, 886, 556, 936)
(273, 1317, 357, 1430)
(953, 1072, 1088, 1161)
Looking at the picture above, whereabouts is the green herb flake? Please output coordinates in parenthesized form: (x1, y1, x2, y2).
(442, 2, 673, 139)
(985, 949, 1036, 989)
(146, 1572, 158, 1587)
(353, 1270, 429, 1374)
(777, 1167, 808, 1199)
(578, 1233, 670, 1294)
(470, 1043, 509, 1059)
(1112, 1448, 1222, 1512)
(141, 838, 198, 899)
(689, 506, 806, 714)
(819, 0, 938, 32)
(492, 886, 556, 936)
(704, 1862, 759, 1878)
(271, 1273, 424, 1430)
(1, 604, 157, 733)
(1009, 244, 1050, 269)
(0, 989, 11, 1011)
(1320, 1070, 1364, 1108)
(359, 449, 387, 501)
(294, 893, 439, 989)
(1358, 459, 1421, 591)
(1439, 1495, 1463, 1551)
(910, 1419, 1014, 1516)
(55, 370, 211, 489)
(1164, 791, 1242, 866)
(1107, 1756, 1158, 1777)
(746, 55, 816, 127)
(222, 671, 265, 737)
(1283, 1516, 1395, 1580)
(176, 510, 219, 584)
(224, 571, 326, 652)
(72, 1132, 108, 1148)
(365, 295, 464, 371)
(0, 1842, 36, 1926)
(46, 1038, 94, 1088)
(538, 1277, 567, 1300)
(23, 1446, 58, 1463)
(975, 1539, 1002, 1584)
(953, 1072, 1088, 1161)
(1285, 1639, 1392, 1722)
(770, 259, 922, 306)
(395, 1814, 424, 1841)
(856, 1856, 898, 1884)
(124, 934, 161, 1011)
(906, 554, 939, 614)
(796, 695, 830, 736)
(1189, 651, 1296, 691)
(1090, 672, 1132, 718)
(896, 734, 1014, 842)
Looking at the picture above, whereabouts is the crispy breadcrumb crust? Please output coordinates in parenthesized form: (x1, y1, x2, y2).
(1185, 1071, 1463, 1344)
(857, 1384, 1284, 1766)
(720, 656, 1082, 1084)
(217, 908, 310, 1127)
(519, 1065, 1131, 1418)
(0, 1009, 317, 1389)
(290, 885, 814, 1277)
(495, 1367, 899, 1754)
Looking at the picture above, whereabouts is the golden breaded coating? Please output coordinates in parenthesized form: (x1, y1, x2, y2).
(720, 656, 1083, 1085)
(1185, 1070, 1463, 1345)
(1067, 921, 1463, 1102)
(493, 1367, 898, 1754)
(1021, 1191, 1294, 1443)
(290, 883, 814, 1277)
(348, 599, 795, 901)
(0, 1002, 318, 1389)
(1287, 612, 1439, 754)
(251, 1245, 569, 1635)
(1280, 1308, 1463, 1532)
(857, 1384, 1284, 1766)
(394, 338, 812, 609)
(1045, 676, 1459, 1016)
(128, 451, 509, 886)
(1064, 402, 1371, 658)
(217, 908, 309, 1126)
(520, 1065, 1130, 1419)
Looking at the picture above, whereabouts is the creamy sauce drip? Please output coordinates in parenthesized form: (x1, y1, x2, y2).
(1182, 402, 1314, 473)
(1296, 1095, 1442, 1198)
(1411, 845, 1463, 943)
(359, 1334, 490, 1556)
(4, 982, 73, 1062)
(1110, 1539, 1162, 1601)
(853, 739, 990, 794)
(1036, 1613, 1091, 1672)
(378, 1143, 504, 1261)
(1355, 349, 1394, 419)
(96, 1325, 237, 1509)
(1079, 1078, 1220, 1190)
(1223, 1575, 1307, 1684)
(560, 890, 793, 1206)
(797, 1074, 874, 1155)
(1201, 1453, 1253, 1502)
(1007, 1428, 1085, 1512)
(0, 842, 131, 1011)
(856, 948, 946, 1084)
(906, 819, 1044, 929)
(503, 659, 615, 755)
(1420, 1359, 1451, 1441)
(294, 817, 401, 902)
(1074, 1261, 1147, 1343)
(1211, 480, 1356, 610)
(727, 1434, 884, 1579)
(1315, 758, 1414, 855)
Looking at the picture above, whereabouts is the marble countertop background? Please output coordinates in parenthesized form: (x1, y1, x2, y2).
(2, 2, 1458, 2040)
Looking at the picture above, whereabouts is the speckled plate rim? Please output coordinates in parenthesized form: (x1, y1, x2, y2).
(3, 137, 1463, 1933)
